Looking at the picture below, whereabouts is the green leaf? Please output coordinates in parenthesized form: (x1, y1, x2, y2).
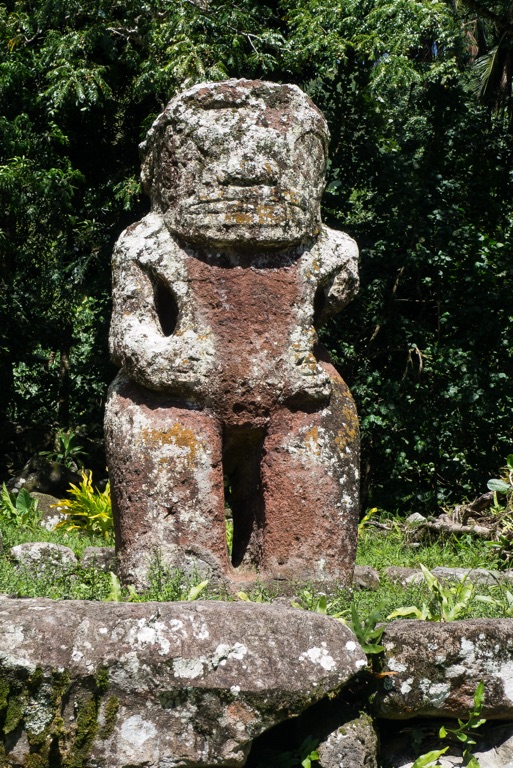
(411, 747, 448, 768)
(387, 606, 425, 620)
(473, 680, 485, 710)
(186, 580, 209, 601)
(104, 572, 123, 602)
(487, 479, 511, 494)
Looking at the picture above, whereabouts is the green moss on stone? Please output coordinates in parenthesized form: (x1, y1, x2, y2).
(4, 692, 27, 734)
(1, 664, 116, 768)
(99, 696, 119, 740)
(0, 680, 8, 719)
(94, 667, 109, 696)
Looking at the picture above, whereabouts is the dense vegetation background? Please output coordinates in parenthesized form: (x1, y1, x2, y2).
(1, 0, 512, 513)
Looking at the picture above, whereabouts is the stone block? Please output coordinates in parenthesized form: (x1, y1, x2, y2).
(0, 598, 367, 767)
(9, 541, 77, 574)
(374, 619, 513, 720)
(317, 712, 378, 767)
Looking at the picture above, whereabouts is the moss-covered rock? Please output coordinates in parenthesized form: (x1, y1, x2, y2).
(0, 597, 365, 767)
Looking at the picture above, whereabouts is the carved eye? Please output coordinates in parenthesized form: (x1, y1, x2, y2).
(153, 277, 178, 337)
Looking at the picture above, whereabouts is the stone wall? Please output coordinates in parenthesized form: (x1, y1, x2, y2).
(1, 598, 513, 767)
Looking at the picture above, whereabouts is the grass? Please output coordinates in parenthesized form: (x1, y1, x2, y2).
(0, 510, 512, 620)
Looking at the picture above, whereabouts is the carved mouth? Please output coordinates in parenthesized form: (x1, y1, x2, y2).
(187, 188, 306, 213)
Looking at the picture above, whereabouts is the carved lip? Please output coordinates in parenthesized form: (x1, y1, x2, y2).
(187, 190, 306, 213)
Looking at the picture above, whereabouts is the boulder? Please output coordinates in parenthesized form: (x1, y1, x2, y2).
(9, 541, 77, 574)
(353, 565, 380, 591)
(28, 491, 66, 530)
(0, 598, 367, 767)
(404, 513, 427, 526)
(317, 712, 378, 768)
(374, 619, 513, 720)
(384, 566, 513, 587)
(7, 456, 81, 497)
(80, 546, 117, 573)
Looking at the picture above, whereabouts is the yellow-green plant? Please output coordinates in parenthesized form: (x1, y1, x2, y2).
(387, 565, 475, 622)
(358, 506, 379, 535)
(54, 470, 113, 540)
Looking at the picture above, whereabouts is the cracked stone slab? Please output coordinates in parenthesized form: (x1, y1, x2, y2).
(374, 619, 513, 720)
(0, 598, 366, 767)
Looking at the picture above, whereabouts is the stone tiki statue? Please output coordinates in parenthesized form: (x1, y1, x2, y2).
(105, 79, 360, 590)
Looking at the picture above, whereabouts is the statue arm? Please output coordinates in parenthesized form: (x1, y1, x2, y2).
(109, 215, 213, 396)
(314, 227, 359, 327)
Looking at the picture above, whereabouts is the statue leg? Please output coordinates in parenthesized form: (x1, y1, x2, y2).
(104, 373, 229, 589)
(260, 364, 360, 588)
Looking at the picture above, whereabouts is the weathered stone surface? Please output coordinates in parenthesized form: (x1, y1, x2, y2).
(353, 565, 380, 591)
(105, 78, 360, 591)
(9, 541, 77, 574)
(374, 619, 513, 720)
(381, 722, 513, 767)
(404, 512, 427, 526)
(80, 546, 117, 573)
(0, 598, 367, 767)
(317, 712, 378, 768)
(385, 566, 513, 587)
(384, 567, 424, 586)
(29, 491, 66, 530)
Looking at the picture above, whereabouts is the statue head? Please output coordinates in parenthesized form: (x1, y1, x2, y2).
(140, 79, 329, 248)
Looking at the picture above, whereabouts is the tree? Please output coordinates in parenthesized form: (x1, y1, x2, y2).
(2, 0, 513, 513)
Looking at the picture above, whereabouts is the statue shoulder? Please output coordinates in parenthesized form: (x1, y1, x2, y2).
(313, 225, 359, 276)
(113, 213, 183, 265)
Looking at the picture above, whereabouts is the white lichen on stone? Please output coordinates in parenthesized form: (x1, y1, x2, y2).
(299, 643, 337, 671)
(120, 714, 158, 746)
(212, 643, 248, 668)
(173, 657, 206, 679)
(387, 658, 407, 673)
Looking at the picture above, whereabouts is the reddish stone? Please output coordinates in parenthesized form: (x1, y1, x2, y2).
(105, 79, 360, 591)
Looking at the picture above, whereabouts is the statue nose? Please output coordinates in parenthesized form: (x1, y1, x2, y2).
(214, 158, 279, 186)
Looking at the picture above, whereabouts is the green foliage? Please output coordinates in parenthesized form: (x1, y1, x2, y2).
(348, 603, 385, 655)
(357, 516, 500, 572)
(225, 517, 234, 557)
(0, 484, 41, 530)
(387, 564, 476, 622)
(411, 748, 448, 768)
(358, 507, 379, 535)
(291, 587, 349, 620)
(55, 471, 113, 540)
(1, 0, 513, 514)
(438, 681, 486, 767)
(39, 428, 86, 470)
(487, 453, 513, 495)
(103, 572, 137, 603)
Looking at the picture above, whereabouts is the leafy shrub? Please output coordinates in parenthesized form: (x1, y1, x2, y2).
(387, 564, 475, 622)
(40, 428, 87, 470)
(55, 470, 113, 540)
(0, 483, 41, 530)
